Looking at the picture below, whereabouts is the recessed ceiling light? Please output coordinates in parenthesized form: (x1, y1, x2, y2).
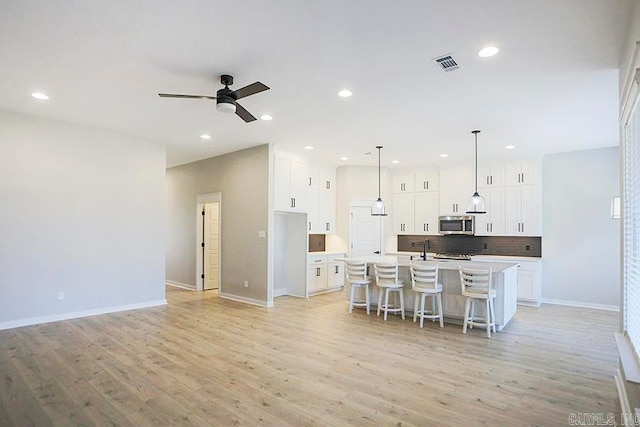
(261, 114, 273, 121)
(340, 156, 349, 161)
(200, 134, 211, 140)
(338, 89, 352, 98)
(505, 145, 516, 149)
(478, 46, 499, 58)
(304, 146, 314, 150)
(391, 160, 400, 164)
(31, 92, 49, 100)
(440, 153, 449, 158)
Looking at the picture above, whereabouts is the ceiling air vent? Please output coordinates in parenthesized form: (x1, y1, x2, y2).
(433, 54, 459, 72)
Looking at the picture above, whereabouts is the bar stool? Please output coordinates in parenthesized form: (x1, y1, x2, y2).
(459, 266, 496, 338)
(345, 259, 371, 314)
(410, 262, 444, 328)
(373, 262, 405, 321)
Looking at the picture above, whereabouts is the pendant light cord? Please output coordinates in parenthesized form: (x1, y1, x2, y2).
(472, 130, 480, 193)
(376, 145, 383, 199)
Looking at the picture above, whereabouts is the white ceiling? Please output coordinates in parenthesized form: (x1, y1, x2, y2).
(0, 0, 633, 169)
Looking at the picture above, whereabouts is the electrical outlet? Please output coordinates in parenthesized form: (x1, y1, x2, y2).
(483, 243, 488, 249)
(244, 281, 249, 288)
(57, 291, 64, 301)
(525, 245, 531, 251)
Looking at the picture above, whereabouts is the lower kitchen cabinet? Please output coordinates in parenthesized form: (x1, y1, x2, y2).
(307, 253, 345, 295)
(472, 256, 542, 306)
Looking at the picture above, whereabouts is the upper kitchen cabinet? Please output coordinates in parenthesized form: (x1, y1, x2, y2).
(414, 170, 439, 193)
(393, 174, 414, 193)
(414, 192, 439, 235)
(307, 164, 336, 233)
(393, 193, 415, 234)
(505, 186, 541, 236)
(274, 154, 308, 212)
(474, 187, 506, 236)
(477, 164, 505, 188)
(505, 161, 539, 186)
(309, 166, 335, 192)
(439, 167, 473, 215)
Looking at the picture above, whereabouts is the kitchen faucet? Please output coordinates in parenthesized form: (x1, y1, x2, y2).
(422, 239, 430, 261)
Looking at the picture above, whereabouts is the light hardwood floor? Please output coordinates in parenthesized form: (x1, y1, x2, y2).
(0, 286, 620, 426)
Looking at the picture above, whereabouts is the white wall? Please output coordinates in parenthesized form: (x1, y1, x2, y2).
(0, 110, 166, 329)
(541, 147, 620, 308)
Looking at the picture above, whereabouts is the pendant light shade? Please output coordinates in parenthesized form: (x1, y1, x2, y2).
(466, 130, 487, 214)
(371, 146, 387, 216)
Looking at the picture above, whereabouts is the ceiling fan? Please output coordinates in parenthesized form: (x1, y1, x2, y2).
(158, 74, 270, 123)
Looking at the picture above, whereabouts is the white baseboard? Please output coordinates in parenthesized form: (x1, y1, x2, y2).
(0, 299, 168, 331)
(219, 292, 273, 308)
(273, 288, 287, 297)
(541, 298, 620, 312)
(166, 280, 196, 291)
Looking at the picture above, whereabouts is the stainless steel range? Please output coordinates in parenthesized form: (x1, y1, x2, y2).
(433, 253, 472, 260)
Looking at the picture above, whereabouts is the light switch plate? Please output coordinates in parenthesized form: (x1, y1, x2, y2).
(258, 230, 266, 238)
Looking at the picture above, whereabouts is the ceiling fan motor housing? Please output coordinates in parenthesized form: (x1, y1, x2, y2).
(216, 85, 237, 113)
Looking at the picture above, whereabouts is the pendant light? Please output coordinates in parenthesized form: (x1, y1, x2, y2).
(371, 145, 387, 216)
(466, 130, 487, 214)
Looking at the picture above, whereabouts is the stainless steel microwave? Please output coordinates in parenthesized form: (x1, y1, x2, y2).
(439, 215, 475, 235)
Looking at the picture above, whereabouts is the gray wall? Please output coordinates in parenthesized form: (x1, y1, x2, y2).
(542, 147, 620, 308)
(0, 110, 166, 328)
(166, 144, 269, 303)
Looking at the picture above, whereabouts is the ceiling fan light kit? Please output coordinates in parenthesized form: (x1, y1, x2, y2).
(466, 130, 487, 214)
(159, 74, 269, 123)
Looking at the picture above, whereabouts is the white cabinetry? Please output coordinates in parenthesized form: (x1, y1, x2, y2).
(414, 170, 439, 193)
(505, 186, 540, 236)
(505, 161, 538, 186)
(393, 174, 414, 193)
(307, 166, 336, 233)
(515, 259, 542, 306)
(474, 187, 506, 236)
(274, 154, 308, 212)
(472, 256, 542, 306)
(414, 192, 439, 234)
(307, 253, 345, 295)
(393, 193, 415, 234)
(307, 255, 327, 294)
(478, 164, 505, 188)
(439, 167, 473, 215)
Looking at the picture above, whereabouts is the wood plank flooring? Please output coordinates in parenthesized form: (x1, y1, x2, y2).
(0, 286, 620, 426)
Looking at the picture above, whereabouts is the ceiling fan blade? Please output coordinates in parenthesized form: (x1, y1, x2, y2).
(233, 82, 270, 100)
(235, 102, 257, 122)
(158, 93, 217, 100)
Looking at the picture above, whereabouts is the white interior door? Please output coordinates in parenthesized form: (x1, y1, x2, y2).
(203, 202, 220, 290)
(349, 204, 382, 257)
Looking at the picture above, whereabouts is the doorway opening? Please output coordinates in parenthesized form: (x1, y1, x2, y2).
(196, 193, 221, 292)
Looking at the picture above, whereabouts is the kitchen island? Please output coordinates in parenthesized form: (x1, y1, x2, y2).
(346, 256, 518, 330)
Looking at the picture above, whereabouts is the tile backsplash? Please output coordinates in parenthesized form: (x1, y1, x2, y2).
(397, 235, 542, 257)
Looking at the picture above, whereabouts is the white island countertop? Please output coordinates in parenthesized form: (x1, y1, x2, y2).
(346, 255, 518, 273)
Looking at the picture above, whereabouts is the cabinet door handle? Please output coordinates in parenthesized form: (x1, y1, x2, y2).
(316, 267, 320, 276)
(490, 176, 493, 185)
(521, 173, 525, 183)
(326, 181, 331, 190)
(424, 224, 426, 232)
(487, 176, 490, 185)
(309, 222, 311, 231)
(335, 265, 339, 274)
(521, 222, 525, 232)
(425, 181, 428, 190)
(309, 177, 312, 186)
(326, 222, 330, 231)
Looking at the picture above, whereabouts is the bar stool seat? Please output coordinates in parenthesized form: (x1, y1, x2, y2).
(345, 259, 371, 314)
(373, 262, 405, 321)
